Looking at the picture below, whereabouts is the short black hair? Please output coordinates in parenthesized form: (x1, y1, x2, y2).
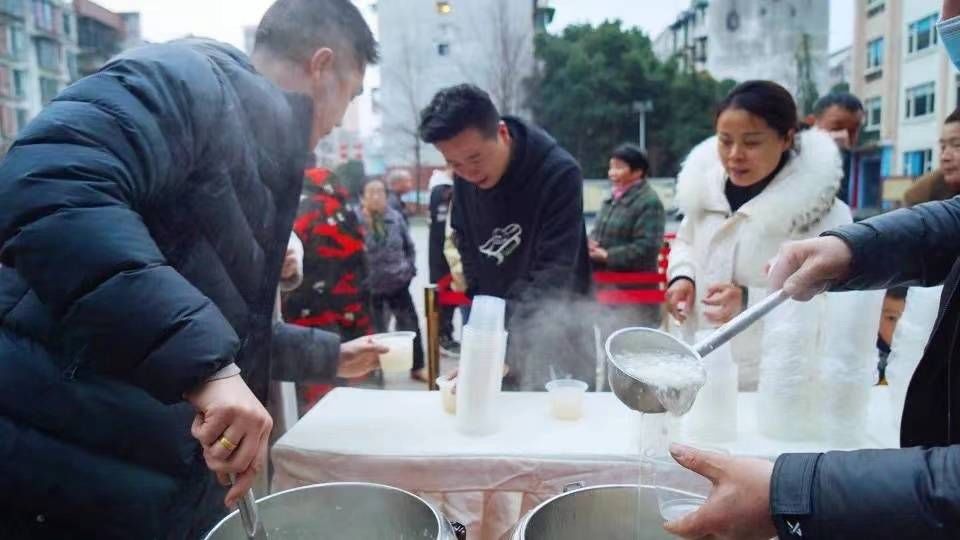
(255, 0, 378, 67)
(947, 108, 960, 125)
(419, 84, 501, 144)
(716, 81, 797, 139)
(885, 286, 908, 301)
(812, 93, 865, 117)
(610, 143, 649, 173)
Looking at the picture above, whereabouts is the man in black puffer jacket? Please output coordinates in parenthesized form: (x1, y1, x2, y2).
(661, 198, 960, 540)
(0, 1, 378, 538)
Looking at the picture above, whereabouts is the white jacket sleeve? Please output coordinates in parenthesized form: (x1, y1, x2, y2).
(668, 214, 696, 283)
(279, 231, 304, 293)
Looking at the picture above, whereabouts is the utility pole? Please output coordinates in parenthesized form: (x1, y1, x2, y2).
(633, 100, 654, 152)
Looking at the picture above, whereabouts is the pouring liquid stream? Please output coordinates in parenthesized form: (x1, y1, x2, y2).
(619, 351, 707, 536)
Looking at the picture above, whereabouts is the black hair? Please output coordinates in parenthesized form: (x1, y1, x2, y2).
(715, 80, 798, 139)
(255, 0, 379, 67)
(885, 286, 908, 301)
(419, 84, 501, 144)
(947, 108, 960, 125)
(812, 92, 865, 117)
(610, 143, 649, 173)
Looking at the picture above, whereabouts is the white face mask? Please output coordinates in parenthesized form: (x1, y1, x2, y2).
(940, 16, 960, 70)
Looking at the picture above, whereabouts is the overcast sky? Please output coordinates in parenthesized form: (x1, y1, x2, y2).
(92, 0, 855, 53)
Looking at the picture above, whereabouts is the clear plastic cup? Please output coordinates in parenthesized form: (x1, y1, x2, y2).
(545, 379, 588, 421)
(468, 295, 505, 332)
(436, 376, 457, 415)
(641, 444, 728, 521)
(371, 332, 416, 373)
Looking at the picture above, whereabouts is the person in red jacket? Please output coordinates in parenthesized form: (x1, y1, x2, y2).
(283, 167, 374, 409)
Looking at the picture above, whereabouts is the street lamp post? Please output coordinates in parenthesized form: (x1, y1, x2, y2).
(633, 100, 654, 152)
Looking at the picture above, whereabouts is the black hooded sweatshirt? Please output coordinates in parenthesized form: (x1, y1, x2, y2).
(450, 116, 593, 389)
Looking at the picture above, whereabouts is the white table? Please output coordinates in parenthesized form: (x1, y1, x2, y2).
(271, 388, 899, 540)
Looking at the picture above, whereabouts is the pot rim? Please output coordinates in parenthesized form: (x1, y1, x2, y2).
(513, 483, 675, 538)
(203, 482, 447, 540)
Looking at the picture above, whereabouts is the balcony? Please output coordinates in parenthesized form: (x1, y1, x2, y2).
(0, 0, 24, 20)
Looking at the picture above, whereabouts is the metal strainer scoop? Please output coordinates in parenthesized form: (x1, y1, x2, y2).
(605, 290, 789, 413)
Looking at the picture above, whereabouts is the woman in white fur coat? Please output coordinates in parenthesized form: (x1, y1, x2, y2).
(666, 81, 856, 390)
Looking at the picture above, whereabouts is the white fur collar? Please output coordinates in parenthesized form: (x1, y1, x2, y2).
(675, 129, 842, 236)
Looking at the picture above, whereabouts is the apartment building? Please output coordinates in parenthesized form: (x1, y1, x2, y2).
(851, 0, 957, 209)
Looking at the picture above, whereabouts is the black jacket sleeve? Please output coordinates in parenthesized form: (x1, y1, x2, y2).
(270, 322, 340, 383)
(0, 44, 239, 404)
(505, 164, 587, 304)
(771, 447, 960, 539)
(827, 198, 960, 290)
(451, 184, 481, 295)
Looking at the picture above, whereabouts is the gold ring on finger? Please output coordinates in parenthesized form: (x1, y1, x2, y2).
(217, 435, 238, 452)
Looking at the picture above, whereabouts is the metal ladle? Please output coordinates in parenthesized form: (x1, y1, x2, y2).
(229, 474, 268, 540)
(606, 289, 790, 413)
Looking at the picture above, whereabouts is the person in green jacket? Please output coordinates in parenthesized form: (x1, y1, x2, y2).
(589, 143, 666, 330)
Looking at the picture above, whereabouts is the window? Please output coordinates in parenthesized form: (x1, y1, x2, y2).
(32, 0, 56, 33)
(10, 25, 24, 58)
(908, 14, 938, 54)
(62, 12, 70, 36)
(435, 1, 451, 14)
(905, 82, 936, 118)
(0, 0, 25, 18)
(867, 37, 884, 70)
(0, 65, 9, 97)
(695, 36, 707, 62)
(903, 149, 934, 176)
(865, 97, 882, 131)
(16, 108, 27, 132)
(39, 76, 58, 104)
(370, 87, 381, 114)
(956, 74, 960, 110)
(35, 38, 60, 71)
(867, 0, 885, 17)
(0, 105, 15, 138)
(66, 51, 77, 80)
(13, 69, 25, 97)
(437, 42, 450, 56)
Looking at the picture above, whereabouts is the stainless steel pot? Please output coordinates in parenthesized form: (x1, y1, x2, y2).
(203, 482, 463, 540)
(511, 484, 678, 540)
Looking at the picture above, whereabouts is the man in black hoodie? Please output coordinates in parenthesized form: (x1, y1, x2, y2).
(418, 84, 593, 390)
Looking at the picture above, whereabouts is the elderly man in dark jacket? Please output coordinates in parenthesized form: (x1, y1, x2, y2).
(0, 1, 380, 538)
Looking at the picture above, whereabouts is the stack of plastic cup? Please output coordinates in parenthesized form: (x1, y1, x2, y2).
(456, 296, 508, 436)
(684, 330, 738, 442)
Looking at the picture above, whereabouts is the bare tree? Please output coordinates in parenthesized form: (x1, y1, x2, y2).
(458, 0, 535, 116)
(383, 29, 427, 207)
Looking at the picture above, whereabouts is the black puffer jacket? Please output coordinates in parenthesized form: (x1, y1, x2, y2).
(0, 39, 332, 538)
(770, 198, 960, 539)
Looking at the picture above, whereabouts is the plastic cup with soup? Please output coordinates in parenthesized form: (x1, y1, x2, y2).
(545, 379, 588, 421)
(436, 376, 457, 415)
(371, 332, 415, 373)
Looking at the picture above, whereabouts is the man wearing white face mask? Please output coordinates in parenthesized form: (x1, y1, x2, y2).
(0, 1, 381, 538)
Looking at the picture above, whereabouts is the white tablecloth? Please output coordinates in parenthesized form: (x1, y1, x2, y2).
(271, 388, 899, 540)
